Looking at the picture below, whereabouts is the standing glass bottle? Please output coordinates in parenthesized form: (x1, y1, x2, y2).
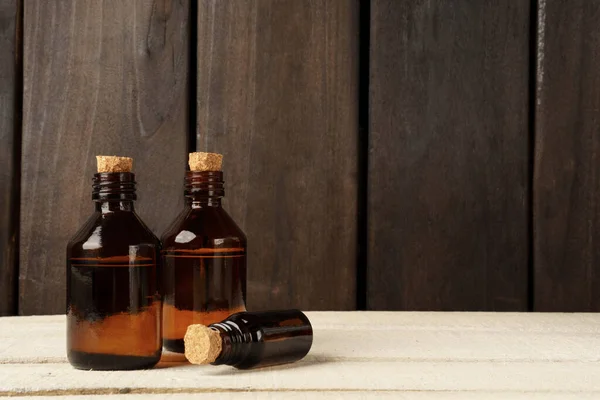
(162, 152, 247, 353)
(66, 156, 162, 370)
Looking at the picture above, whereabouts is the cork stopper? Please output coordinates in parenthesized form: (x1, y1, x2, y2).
(96, 155, 133, 173)
(184, 324, 223, 364)
(188, 152, 223, 172)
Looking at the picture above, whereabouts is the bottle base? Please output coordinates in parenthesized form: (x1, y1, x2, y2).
(68, 350, 161, 370)
(163, 338, 185, 353)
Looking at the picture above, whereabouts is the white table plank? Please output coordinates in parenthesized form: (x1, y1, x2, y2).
(1, 312, 600, 398)
(2, 360, 600, 393)
(17, 395, 600, 400)
(14, 394, 600, 400)
(2, 313, 600, 363)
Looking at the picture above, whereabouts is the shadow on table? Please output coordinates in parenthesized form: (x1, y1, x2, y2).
(154, 352, 335, 373)
(154, 351, 190, 369)
(202, 354, 336, 375)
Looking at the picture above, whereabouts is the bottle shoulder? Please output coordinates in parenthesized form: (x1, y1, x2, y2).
(67, 212, 103, 248)
(161, 206, 246, 250)
(67, 211, 160, 258)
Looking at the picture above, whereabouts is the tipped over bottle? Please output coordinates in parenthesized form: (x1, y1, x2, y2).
(184, 310, 313, 369)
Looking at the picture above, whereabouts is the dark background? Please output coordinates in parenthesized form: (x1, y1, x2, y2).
(1, 0, 597, 315)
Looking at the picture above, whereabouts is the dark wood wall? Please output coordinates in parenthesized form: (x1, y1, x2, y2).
(196, 1, 358, 310)
(1, 0, 599, 315)
(19, 0, 188, 315)
(533, 0, 600, 311)
(0, 0, 20, 316)
(368, 1, 530, 310)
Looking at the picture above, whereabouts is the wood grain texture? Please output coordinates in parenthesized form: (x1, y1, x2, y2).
(4, 313, 600, 397)
(0, 0, 19, 316)
(4, 361, 600, 395)
(196, 1, 359, 310)
(368, 1, 530, 310)
(20, 0, 188, 315)
(534, 1, 600, 311)
(12, 395, 599, 400)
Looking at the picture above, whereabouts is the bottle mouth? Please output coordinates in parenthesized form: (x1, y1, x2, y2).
(184, 171, 224, 198)
(92, 172, 137, 202)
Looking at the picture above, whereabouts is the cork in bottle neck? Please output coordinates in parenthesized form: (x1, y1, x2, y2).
(184, 171, 224, 207)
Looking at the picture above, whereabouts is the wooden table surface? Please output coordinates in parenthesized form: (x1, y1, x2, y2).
(1, 312, 600, 399)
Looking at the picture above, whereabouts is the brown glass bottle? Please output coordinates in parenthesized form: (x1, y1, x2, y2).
(208, 310, 312, 369)
(161, 170, 247, 353)
(66, 172, 162, 370)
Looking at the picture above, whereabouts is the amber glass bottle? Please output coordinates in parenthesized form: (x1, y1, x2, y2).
(161, 164, 247, 353)
(66, 168, 162, 370)
(185, 309, 313, 369)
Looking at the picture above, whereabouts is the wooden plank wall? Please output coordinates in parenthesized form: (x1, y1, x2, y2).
(19, 0, 188, 315)
(0, 0, 20, 316)
(534, 0, 600, 311)
(196, 0, 359, 310)
(3, 0, 600, 313)
(368, 1, 531, 310)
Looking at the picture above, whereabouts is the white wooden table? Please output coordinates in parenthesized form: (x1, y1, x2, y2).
(2, 312, 600, 399)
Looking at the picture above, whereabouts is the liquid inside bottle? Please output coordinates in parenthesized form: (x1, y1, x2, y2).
(162, 247, 246, 352)
(67, 253, 161, 369)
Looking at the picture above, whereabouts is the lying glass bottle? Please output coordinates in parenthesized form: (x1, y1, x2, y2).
(184, 309, 313, 369)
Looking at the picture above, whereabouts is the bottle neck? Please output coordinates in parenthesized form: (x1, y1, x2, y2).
(209, 320, 255, 366)
(92, 172, 136, 213)
(184, 171, 224, 208)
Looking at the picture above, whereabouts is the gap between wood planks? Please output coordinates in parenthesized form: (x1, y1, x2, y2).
(2, 388, 600, 397)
